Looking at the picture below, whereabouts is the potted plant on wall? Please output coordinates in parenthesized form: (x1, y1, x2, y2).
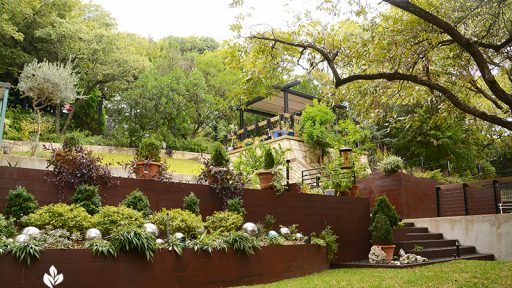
(133, 138, 162, 179)
(369, 195, 401, 263)
(257, 147, 275, 189)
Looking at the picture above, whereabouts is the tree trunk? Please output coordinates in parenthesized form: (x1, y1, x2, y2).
(61, 109, 74, 134)
(31, 108, 42, 157)
(55, 102, 61, 134)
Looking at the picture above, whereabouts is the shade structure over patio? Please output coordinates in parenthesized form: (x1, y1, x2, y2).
(236, 80, 345, 129)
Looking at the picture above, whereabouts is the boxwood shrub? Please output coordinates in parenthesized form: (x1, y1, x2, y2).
(205, 211, 243, 234)
(150, 208, 204, 238)
(21, 203, 91, 233)
(3, 186, 38, 221)
(90, 206, 145, 236)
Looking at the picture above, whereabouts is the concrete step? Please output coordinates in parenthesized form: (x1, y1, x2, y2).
(395, 239, 457, 250)
(397, 227, 429, 234)
(402, 222, 415, 227)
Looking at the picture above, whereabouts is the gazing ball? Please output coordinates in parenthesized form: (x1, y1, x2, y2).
(21, 226, 40, 237)
(156, 238, 165, 245)
(242, 222, 258, 236)
(143, 223, 159, 237)
(174, 232, 185, 240)
(279, 227, 291, 237)
(197, 227, 205, 235)
(295, 233, 304, 239)
(85, 228, 102, 240)
(15, 234, 30, 243)
(267, 230, 279, 238)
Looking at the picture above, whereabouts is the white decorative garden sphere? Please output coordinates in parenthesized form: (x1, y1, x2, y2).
(279, 227, 291, 236)
(15, 234, 30, 243)
(295, 233, 304, 239)
(21, 226, 40, 237)
(143, 223, 159, 237)
(85, 228, 102, 240)
(197, 227, 205, 235)
(156, 238, 165, 245)
(174, 232, 185, 240)
(242, 222, 258, 236)
(267, 230, 279, 238)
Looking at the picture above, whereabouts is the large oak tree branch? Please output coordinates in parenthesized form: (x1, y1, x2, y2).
(335, 72, 512, 130)
(383, 0, 512, 108)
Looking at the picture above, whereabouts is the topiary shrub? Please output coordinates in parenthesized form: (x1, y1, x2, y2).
(150, 208, 204, 238)
(121, 189, 152, 217)
(71, 184, 101, 215)
(90, 206, 145, 236)
(21, 203, 91, 233)
(0, 214, 16, 238)
(226, 197, 246, 217)
(3, 186, 38, 221)
(370, 195, 400, 229)
(205, 211, 243, 234)
(62, 133, 81, 150)
(370, 213, 393, 245)
(262, 147, 275, 170)
(210, 142, 229, 167)
(379, 155, 404, 175)
(136, 137, 161, 162)
(183, 192, 200, 216)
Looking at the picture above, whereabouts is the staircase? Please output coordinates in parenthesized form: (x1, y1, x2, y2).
(393, 222, 494, 261)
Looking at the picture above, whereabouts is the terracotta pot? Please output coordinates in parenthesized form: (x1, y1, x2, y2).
(350, 185, 359, 197)
(257, 171, 274, 189)
(134, 161, 161, 179)
(375, 244, 396, 263)
(146, 162, 162, 178)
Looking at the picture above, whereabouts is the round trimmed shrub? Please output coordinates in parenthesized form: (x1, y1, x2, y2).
(72, 184, 101, 215)
(379, 155, 404, 175)
(136, 137, 161, 162)
(150, 208, 204, 238)
(205, 211, 243, 234)
(121, 189, 152, 217)
(90, 206, 145, 236)
(3, 186, 39, 221)
(20, 203, 91, 233)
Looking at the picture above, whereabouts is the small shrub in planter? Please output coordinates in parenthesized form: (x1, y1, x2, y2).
(379, 155, 404, 175)
(183, 192, 200, 216)
(71, 184, 102, 215)
(121, 189, 152, 217)
(370, 195, 400, 229)
(0, 214, 16, 238)
(21, 203, 91, 233)
(226, 197, 246, 217)
(46, 146, 116, 192)
(257, 148, 275, 189)
(210, 142, 229, 167)
(150, 208, 204, 238)
(205, 211, 243, 234)
(90, 206, 145, 236)
(110, 227, 156, 261)
(3, 186, 38, 221)
(370, 214, 393, 245)
(136, 137, 161, 162)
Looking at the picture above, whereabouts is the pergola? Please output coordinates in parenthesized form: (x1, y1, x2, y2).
(236, 80, 345, 129)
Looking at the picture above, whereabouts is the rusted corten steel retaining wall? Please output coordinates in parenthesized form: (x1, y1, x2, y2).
(357, 171, 437, 219)
(0, 167, 370, 263)
(0, 246, 328, 288)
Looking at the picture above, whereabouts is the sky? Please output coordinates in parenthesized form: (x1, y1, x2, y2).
(89, 0, 336, 41)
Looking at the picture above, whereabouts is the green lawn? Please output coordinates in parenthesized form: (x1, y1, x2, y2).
(11, 151, 203, 175)
(244, 260, 512, 288)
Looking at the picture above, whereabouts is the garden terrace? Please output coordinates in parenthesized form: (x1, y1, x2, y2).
(0, 166, 370, 263)
(0, 245, 328, 288)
